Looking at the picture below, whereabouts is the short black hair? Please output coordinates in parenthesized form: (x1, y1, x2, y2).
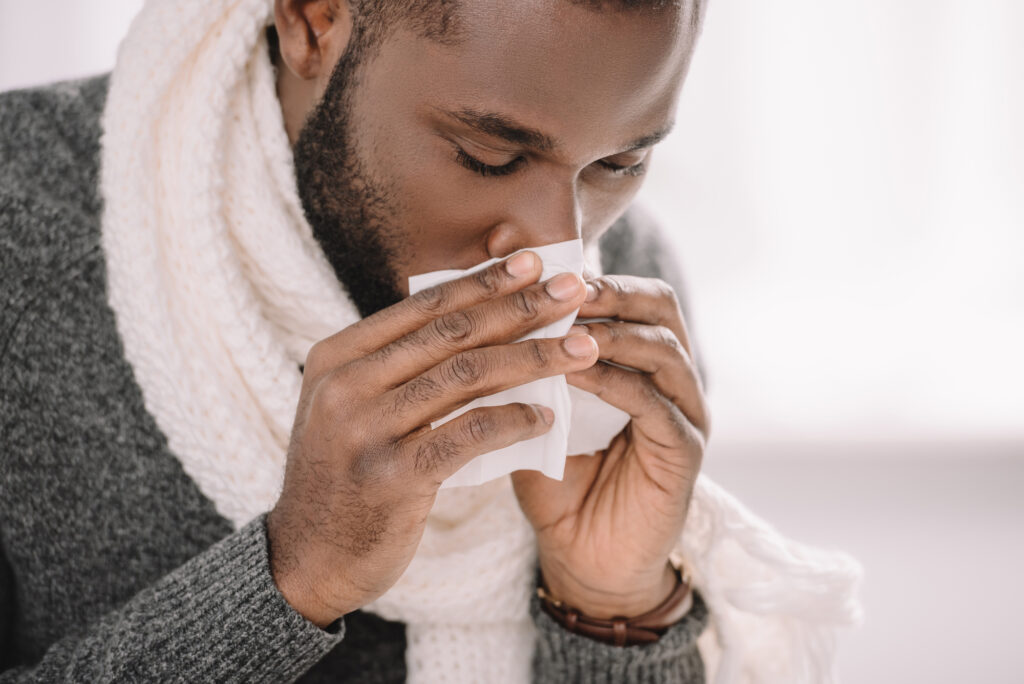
(349, 0, 706, 55)
(348, 0, 463, 52)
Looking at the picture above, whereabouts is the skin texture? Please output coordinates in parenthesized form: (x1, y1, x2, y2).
(268, 0, 708, 626)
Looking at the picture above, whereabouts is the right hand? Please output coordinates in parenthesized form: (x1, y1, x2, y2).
(266, 250, 597, 627)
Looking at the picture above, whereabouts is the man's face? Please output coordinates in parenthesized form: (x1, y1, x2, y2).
(294, 1, 696, 317)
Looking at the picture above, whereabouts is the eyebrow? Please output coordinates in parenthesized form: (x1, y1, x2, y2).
(442, 107, 557, 151)
(438, 107, 674, 157)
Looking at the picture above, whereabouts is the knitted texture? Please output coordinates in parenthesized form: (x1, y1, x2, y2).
(95, 1, 864, 682)
(9, 515, 349, 682)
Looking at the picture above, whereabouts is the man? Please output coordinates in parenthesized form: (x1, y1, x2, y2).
(0, 0, 860, 682)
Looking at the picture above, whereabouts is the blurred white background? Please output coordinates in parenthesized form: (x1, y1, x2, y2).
(643, 0, 1024, 446)
(2, 1, 1021, 682)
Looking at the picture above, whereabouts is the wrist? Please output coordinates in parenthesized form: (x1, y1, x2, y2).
(539, 559, 677, 620)
(272, 557, 341, 629)
(266, 509, 351, 628)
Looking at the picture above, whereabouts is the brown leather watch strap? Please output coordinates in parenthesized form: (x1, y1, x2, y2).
(537, 562, 694, 647)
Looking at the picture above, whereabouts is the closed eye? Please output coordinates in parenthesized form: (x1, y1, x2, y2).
(453, 144, 647, 179)
(596, 159, 647, 177)
(454, 147, 525, 177)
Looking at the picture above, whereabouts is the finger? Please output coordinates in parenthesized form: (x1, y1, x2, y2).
(400, 402, 555, 485)
(566, 362, 705, 452)
(306, 251, 543, 373)
(387, 333, 599, 429)
(574, 321, 709, 434)
(357, 272, 587, 389)
(578, 275, 694, 359)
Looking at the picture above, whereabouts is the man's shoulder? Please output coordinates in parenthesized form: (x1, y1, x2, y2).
(0, 75, 111, 345)
(0, 75, 110, 150)
(0, 74, 109, 210)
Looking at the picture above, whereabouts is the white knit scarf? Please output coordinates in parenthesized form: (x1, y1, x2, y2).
(100, 1, 863, 682)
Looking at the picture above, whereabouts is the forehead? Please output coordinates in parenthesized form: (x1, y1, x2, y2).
(373, 0, 696, 157)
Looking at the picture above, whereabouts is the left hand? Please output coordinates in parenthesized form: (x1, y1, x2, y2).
(511, 275, 710, 619)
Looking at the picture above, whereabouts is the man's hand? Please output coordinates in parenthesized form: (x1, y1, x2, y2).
(267, 251, 598, 627)
(512, 275, 710, 620)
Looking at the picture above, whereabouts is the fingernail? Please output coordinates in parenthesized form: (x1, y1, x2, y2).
(569, 324, 589, 335)
(546, 273, 582, 301)
(506, 251, 537, 277)
(564, 334, 597, 358)
(585, 282, 599, 302)
(534, 404, 555, 425)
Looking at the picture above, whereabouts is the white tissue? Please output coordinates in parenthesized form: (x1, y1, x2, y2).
(407, 239, 632, 489)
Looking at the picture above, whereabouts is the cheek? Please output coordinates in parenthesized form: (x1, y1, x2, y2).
(385, 147, 504, 272)
(354, 111, 500, 271)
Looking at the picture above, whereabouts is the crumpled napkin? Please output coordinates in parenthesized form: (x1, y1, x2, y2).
(408, 239, 631, 489)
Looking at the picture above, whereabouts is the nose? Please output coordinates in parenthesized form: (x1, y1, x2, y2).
(485, 179, 582, 258)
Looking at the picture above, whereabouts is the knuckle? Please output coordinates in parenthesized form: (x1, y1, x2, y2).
(432, 310, 474, 346)
(510, 289, 541, 320)
(316, 370, 354, 412)
(472, 264, 506, 296)
(306, 339, 328, 363)
(349, 439, 401, 485)
(601, 275, 627, 298)
(463, 410, 496, 444)
(396, 375, 441, 411)
(410, 284, 448, 316)
(515, 402, 540, 428)
(304, 339, 330, 374)
(444, 351, 487, 387)
(411, 436, 454, 475)
(656, 325, 684, 353)
(526, 339, 550, 368)
(653, 277, 681, 305)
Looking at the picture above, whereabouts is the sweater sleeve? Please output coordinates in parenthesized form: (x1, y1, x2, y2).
(0, 515, 344, 683)
(530, 588, 709, 684)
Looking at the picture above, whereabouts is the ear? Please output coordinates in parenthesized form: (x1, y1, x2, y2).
(274, 0, 354, 81)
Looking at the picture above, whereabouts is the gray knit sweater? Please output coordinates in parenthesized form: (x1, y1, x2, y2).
(0, 76, 708, 683)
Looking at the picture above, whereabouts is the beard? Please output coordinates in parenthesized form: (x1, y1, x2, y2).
(292, 41, 406, 319)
